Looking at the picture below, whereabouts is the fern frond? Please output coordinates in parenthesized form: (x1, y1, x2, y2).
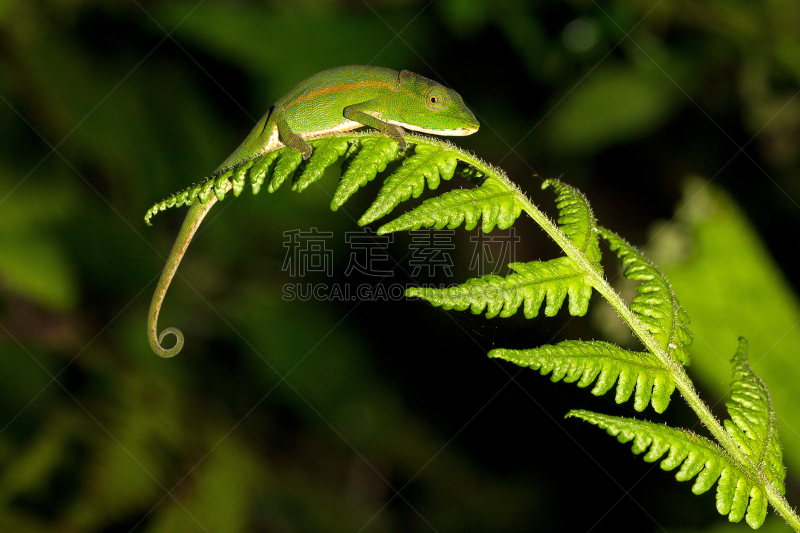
(377, 177, 522, 234)
(542, 179, 601, 267)
(491, 341, 674, 413)
(725, 338, 786, 494)
(359, 143, 458, 226)
(407, 257, 591, 319)
(331, 136, 399, 211)
(599, 227, 692, 366)
(569, 410, 771, 528)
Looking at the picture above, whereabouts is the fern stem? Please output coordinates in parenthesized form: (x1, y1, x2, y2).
(402, 135, 800, 530)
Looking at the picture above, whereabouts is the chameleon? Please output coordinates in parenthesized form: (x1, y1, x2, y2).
(147, 65, 479, 358)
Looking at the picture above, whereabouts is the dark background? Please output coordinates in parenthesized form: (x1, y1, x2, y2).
(2, 1, 800, 531)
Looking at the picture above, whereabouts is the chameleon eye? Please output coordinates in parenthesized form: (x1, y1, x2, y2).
(425, 88, 448, 110)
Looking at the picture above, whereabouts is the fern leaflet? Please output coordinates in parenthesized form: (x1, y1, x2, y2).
(268, 148, 304, 193)
(407, 257, 591, 318)
(359, 143, 458, 226)
(229, 158, 251, 196)
(250, 149, 281, 193)
(725, 338, 786, 493)
(377, 177, 522, 234)
(569, 410, 771, 528)
(490, 341, 674, 413)
(599, 227, 692, 365)
(331, 136, 399, 211)
(292, 137, 351, 193)
(543, 179, 601, 267)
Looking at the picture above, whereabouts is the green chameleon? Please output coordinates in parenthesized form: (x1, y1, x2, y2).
(147, 65, 480, 357)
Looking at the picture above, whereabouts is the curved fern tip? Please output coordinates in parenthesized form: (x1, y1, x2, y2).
(736, 336, 748, 357)
(565, 409, 587, 420)
(405, 286, 423, 299)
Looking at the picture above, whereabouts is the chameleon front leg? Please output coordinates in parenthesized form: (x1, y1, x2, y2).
(147, 195, 218, 357)
(271, 104, 313, 160)
(343, 103, 407, 150)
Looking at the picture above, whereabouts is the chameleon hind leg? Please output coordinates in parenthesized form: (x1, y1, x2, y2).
(343, 103, 407, 150)
(271, 104, 313, 160)
(147, 195, 218, 357)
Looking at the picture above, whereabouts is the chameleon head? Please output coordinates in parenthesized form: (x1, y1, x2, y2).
(387, 70, 480, 136)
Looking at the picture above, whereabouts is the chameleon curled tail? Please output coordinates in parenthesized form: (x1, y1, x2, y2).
(147, 194, 218, 357)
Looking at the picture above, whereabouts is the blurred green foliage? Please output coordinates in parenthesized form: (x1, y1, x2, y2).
(650, 179, 800, 478)
(1, 0, 800, 531)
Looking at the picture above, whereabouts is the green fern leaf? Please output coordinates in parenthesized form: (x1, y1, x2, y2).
(376, 177, 522, 234)
(725, 338, 786, 493)
(456, 163, 486, 184)
(212, 167, 235, 201)
(599, 227, 692, 366)
(143, 135, 455, 226)
(230, 159, 253, 197)
(292, 137, 351, 193)
(405, 177, 606, 318)
(144, 192, 181, 226)
(542, 179, 601, 266)
(406, 256, 591, 319)
(491, 341, 674, 413)
(267, 148, 304, 193)
(331, 136, 399, 211)
(359, 143, 458, 225)
(144, 177, 212, 226)
(143, 135, 377, 225)
(252, 149, 283, 194)
(144, 147, 291, 225)
(569, 410, 771, 528)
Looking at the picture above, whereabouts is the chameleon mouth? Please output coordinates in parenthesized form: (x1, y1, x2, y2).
(390, 120, 480, 136)
(455, 126, 479, 135)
